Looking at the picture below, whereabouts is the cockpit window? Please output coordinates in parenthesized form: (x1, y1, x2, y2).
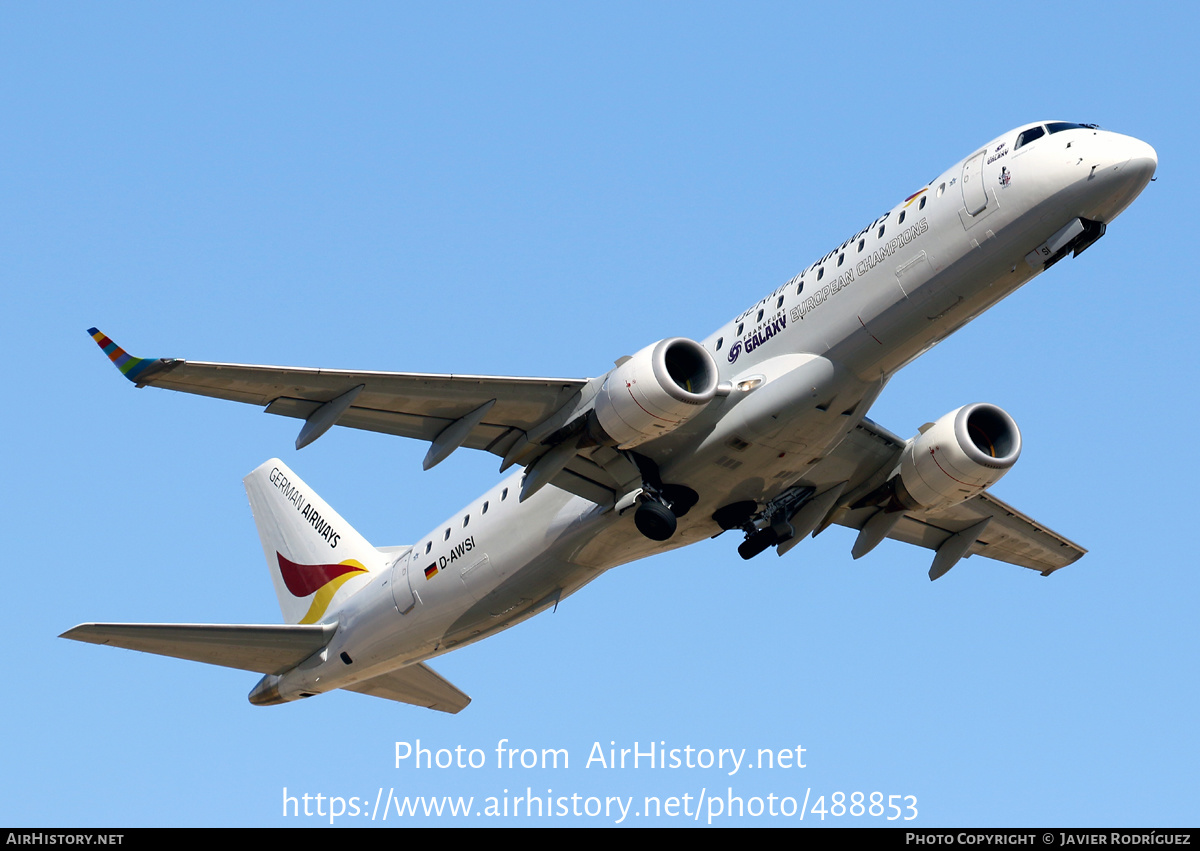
(1046, 121, 1092, 135)
(1015, 126, 1045, 150)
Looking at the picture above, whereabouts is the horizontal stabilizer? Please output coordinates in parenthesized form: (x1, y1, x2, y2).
(60, 622, 336, 676)
(343, 663, 471, 714)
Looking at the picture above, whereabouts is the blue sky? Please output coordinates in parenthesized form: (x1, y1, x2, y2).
(4, 2, 1196, 827)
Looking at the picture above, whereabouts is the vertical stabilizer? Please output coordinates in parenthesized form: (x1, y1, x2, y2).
(244, 459, 382, 624)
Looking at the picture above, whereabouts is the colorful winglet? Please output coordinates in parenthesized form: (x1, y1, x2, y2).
(87, 327, 159, 383)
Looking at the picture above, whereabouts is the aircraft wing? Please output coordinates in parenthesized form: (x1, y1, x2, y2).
(86, 328, 627, 500)
(819, 418, 1085, 577)
(60, 622, 337, 675)
(831, 492, 1086, 576)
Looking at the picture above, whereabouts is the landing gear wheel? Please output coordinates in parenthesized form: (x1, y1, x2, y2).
(635, 500, 677, 541)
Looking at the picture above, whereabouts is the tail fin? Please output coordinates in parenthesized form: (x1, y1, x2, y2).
(244, 459, 383, 624)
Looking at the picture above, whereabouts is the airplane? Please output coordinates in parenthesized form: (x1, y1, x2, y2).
(63, 121, 1157, 713)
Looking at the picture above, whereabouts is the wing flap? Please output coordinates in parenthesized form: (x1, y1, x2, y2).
(833, 495, 1085, 574)
(951, 491, 1086, 572)
(264, 396, 524, 453)
(343, 663, 471, 714)
(60, 622, 336, 675)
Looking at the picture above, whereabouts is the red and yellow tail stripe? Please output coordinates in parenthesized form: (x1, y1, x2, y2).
(276, 553, 368, 624)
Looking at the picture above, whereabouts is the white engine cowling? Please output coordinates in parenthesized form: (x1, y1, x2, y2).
(895, 403, 1022, 511)
(593, 337, 720, 449)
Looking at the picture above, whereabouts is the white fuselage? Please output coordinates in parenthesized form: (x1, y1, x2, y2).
(269, 123, 1157, 701)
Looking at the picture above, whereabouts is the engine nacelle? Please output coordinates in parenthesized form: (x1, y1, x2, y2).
(894, 403, 1022, 511)
(592, 337, 720, 449)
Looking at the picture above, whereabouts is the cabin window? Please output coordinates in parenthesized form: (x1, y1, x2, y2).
(877, 225, 885, 238)
(425, 542, 431, 554)
(817, 267, 824, 281)
(463, 515, 469, 528)
(858, 238, 865, 252)
(837, 253, 844, 266)
(502, 487, 509, 500)
(444, 528, 451, 540)
(482, 501, 489, 514)
(776, 295, 784, 308)
(737, 323, 744, 335)
(936, 182, 945, 197)
(1015, 126, 1045, 150)
(756, 309, 763, 322)
(898, 210, 906, 224)
(919, 196, 926, 210)
(796, 281, 804, 295)
(715, 337, 723, 351)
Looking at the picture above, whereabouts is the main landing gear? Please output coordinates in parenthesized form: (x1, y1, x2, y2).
(634, 499, 677, 541)
(628, 453, 698, 542)
(713, 486, 817, 560)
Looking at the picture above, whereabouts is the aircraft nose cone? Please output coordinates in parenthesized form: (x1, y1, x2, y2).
(1084, 133, 1157, 222)
(1117, 137, 1158, 188)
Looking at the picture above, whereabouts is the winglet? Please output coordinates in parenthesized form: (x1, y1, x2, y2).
(87, 327, 159, 384)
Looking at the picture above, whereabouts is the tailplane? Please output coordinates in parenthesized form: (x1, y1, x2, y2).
(62, 458, 472, 711)
(60, 622, 335, 675)
(244, 459, 383, 624)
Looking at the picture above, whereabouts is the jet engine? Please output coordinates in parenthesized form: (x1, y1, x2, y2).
(592, 337, 720, 449)
(893, 403, 1022, 511)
